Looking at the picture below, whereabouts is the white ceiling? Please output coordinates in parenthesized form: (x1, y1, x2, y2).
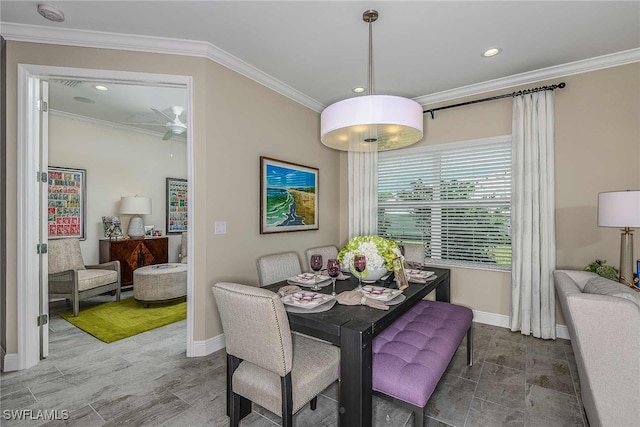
(2, 1, 639, 129)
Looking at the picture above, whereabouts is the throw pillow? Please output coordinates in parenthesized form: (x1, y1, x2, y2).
(583, 276, 640, 309)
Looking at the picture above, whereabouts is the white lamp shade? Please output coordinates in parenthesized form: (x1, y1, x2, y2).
(320, 95, 424, 151)
(597, 190, 640, 227)
(120, 196, 152, 215)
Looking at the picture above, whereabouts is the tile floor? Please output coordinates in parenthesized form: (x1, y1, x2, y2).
(0, 294, 587, 426)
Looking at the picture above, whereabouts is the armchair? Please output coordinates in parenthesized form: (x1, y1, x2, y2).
(48, 239, 121, 316)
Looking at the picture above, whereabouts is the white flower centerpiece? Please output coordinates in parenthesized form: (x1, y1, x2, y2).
(337, 235, 402, 282)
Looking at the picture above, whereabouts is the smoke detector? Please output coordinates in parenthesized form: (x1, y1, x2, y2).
(37, 4, 65, 22)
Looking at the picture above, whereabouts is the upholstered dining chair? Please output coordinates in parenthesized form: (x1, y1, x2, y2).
(304, 245, 339, 271)
(212, 282, 340, 427)
(256, 252, 302, 286)
(400, 242, 426, 265)
(48, 239, 121, 316)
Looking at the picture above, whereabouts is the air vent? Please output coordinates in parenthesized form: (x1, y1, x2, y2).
(53, 79, 82, 88)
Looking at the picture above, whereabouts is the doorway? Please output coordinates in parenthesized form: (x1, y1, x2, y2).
(16, 64, 195, 370)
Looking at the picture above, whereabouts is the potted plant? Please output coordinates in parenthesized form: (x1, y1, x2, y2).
(337, 235, 402, 282)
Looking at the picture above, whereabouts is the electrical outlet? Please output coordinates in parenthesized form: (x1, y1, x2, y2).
(214, 221, 227, 235)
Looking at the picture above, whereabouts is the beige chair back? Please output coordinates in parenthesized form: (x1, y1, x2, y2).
(401, 242, 426, 265)
(256, 252, 302, 286)
(304, 245, 339, 271)
(213, 282, 293, 377)
(48, 239, 86, 274)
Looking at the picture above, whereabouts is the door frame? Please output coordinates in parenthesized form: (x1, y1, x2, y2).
(16, 64, 195, 370)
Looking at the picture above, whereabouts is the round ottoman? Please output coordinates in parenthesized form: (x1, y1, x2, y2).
(133, 263, 187, 307)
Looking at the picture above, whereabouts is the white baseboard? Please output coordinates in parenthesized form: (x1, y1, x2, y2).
(473, 310, 571, 340)
(189, 311, 571, 358)
(191, 333, 225, 357)
(1, 347, 19, 372)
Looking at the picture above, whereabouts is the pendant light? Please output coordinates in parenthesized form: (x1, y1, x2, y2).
(320, 10, 424, 152)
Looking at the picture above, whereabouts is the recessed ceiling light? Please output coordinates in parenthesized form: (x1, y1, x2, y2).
(93, 85, 109, 91)
(37, 4, 65, 22)
(74, 96, 96, 104)
(482, 47, 502, 58)
(352, 87, 366, 93)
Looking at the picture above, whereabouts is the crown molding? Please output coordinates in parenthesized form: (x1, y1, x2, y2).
(3, 22, 638, 112)
(414, 48, 640, 107)
(1, 22, 324, 112)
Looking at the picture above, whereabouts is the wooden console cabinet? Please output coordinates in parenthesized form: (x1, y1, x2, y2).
(99, 237, 169, 288)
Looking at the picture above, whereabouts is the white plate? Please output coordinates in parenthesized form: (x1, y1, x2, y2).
(385, 294, 406, 306)
(286, 273, 331, 287)
(358, 285, 403, 302)
(286, 279, 332, 288)
(281, 291, 335, 309)
(405, 269, 435, 279)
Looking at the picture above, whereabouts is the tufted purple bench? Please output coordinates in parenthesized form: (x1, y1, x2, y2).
(372, 300, 474, 427)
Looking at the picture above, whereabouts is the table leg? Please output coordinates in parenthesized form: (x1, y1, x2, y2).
(436, 274, 451, 302)
(339, 321, 373, 427)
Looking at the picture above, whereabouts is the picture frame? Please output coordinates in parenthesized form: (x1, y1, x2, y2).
(260, 156, 319, 234)
(392, 256, 409, 291)
(47, 166, 87, 240)
(144, 225, 155, 237)
(166, 178, 188, 234)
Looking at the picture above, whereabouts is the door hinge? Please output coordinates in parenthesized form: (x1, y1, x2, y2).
(37, 243, 48, 254)
(37, 100, 48, 112)
(37, 314, 48, 326)
(37, 171, 48, 182)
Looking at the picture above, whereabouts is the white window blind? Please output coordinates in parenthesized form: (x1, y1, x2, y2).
(378, 137, 512, 270)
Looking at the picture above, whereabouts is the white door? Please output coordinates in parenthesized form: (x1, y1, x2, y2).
(38, 80, 50, 358)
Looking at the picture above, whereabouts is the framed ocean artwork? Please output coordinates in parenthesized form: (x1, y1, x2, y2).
(260, 156, 319, 234)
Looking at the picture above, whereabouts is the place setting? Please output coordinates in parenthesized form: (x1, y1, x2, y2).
(277, 286, 336, 313)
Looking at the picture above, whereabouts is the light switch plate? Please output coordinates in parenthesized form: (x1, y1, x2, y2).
(214, 221, 227, 235)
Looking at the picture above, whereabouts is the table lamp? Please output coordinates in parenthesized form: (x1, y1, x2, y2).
(597, 190, 640, 283)
(120, 196, 152, 238)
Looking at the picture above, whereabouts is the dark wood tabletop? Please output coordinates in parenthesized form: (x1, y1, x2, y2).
(264, 266, 451, 427)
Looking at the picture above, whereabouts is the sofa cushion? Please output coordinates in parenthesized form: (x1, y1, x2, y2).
(583, 276, 640, 308)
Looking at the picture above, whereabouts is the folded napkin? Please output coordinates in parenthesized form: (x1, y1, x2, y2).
(336, 291, 389, 310)
(277, 285, 302, 297)
(287, 273, 331, 286)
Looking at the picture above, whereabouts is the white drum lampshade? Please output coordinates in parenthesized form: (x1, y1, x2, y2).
(120, 196, 152, 238)
(320, 95, 423, 152)
(597, 190, 640, 283)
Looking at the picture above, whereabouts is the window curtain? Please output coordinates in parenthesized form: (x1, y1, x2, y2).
(348, 150, 378, 237)
(510, 91, 557, 339)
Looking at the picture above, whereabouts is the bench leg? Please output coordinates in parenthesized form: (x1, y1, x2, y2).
(466, 326, 473, 366)
(413, 407, 424, 427)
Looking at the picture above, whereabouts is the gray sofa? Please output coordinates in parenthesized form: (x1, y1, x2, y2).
(554, 270, 640, 427)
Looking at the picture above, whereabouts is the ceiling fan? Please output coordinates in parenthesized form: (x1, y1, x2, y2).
(124, 106, 187, 140)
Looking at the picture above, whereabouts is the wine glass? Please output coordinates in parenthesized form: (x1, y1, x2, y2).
(353, 255, 366, 290)
(327, 259, 340, 296)
(310, 254, 323, 291)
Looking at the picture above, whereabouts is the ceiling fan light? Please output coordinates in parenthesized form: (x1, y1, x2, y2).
(320, 95, 423, 151)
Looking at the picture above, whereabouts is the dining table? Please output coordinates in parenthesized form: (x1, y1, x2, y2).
(263, 266, 451, 427)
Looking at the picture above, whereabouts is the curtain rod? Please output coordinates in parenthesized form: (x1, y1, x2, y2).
(423, 82, 566, 119)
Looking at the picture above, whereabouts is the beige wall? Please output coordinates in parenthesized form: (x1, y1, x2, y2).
(49, 113, 188, 263)
(3, 41, 341, 354)
(3, 40, 638, 357)
(385, 63, 640, 324)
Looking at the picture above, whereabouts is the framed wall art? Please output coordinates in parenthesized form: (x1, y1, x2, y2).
(47, 166, 86, 240)
(166, 177, 188, 234)
(260, 156, 319, 234)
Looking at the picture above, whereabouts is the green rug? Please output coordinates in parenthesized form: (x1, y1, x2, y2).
(59, 297, 186, 343)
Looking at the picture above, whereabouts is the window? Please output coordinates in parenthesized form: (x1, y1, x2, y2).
(378, 136, 512, 270)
